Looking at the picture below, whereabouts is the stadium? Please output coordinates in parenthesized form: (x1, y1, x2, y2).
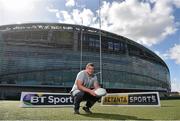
(0, 23, 171, 99)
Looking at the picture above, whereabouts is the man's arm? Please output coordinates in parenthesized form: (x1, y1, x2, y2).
(76, 80, 96, 96)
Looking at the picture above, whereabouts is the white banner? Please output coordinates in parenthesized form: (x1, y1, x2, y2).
(101, 92, 161, 107)
(20, 91, 161, 107)
(20, 92, 74, 107)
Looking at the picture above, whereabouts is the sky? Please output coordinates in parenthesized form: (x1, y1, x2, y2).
(0, 0, 179, 92)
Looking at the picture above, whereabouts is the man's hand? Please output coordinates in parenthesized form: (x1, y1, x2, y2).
(89, 89, 97, 96)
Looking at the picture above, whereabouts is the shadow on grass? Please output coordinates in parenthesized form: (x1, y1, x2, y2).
(80, 113, 152, 120)
(161, 105, 175, 107)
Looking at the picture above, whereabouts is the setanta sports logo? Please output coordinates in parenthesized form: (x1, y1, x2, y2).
(101, 92, 160, 106)
(103, 96, 128, 105)
(20, 92, 73, 107)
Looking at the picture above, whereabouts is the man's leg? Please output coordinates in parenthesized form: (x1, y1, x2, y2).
(73, 91, 85, 114)
(86, 96, 100, 108)
(83, 93, 101, 114)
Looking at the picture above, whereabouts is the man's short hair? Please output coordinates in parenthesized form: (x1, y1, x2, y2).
(86, 63, 94, 68)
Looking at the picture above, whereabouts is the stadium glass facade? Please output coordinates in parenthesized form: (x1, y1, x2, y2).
(0, 23, 170, 99)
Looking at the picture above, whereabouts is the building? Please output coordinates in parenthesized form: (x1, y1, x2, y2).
(0, 23, 171, 99)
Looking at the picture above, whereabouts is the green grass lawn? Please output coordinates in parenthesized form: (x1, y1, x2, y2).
(0, 100, 179, 120)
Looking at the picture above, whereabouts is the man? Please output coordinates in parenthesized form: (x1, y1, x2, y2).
(70, 63, 101, 114)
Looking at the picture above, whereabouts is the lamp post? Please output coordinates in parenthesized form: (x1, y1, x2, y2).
(99, 0, 103, 86)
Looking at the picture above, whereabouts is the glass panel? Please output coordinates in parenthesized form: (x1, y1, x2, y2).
(108, 42, 113, 50)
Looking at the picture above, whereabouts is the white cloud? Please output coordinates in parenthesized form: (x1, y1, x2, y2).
(47, 6, 59, 13)
(169, 44, 180, 64)
(65, 0, 75, 7)
(0, 0, 35, 12)
(171, 78, 180, 92)
(48, 0, 179, 47)
(154, 44, 180, 65)
(56, 12, 60, 18)
(57, 8, 95, 26)
(80, 8, 95, 26)
(99, 0, 178, 46)
(0, 0, 40, 25)
(58, 11, 74, 24)
(172, 0, 180, 8)
(154, 51, 169, 60)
